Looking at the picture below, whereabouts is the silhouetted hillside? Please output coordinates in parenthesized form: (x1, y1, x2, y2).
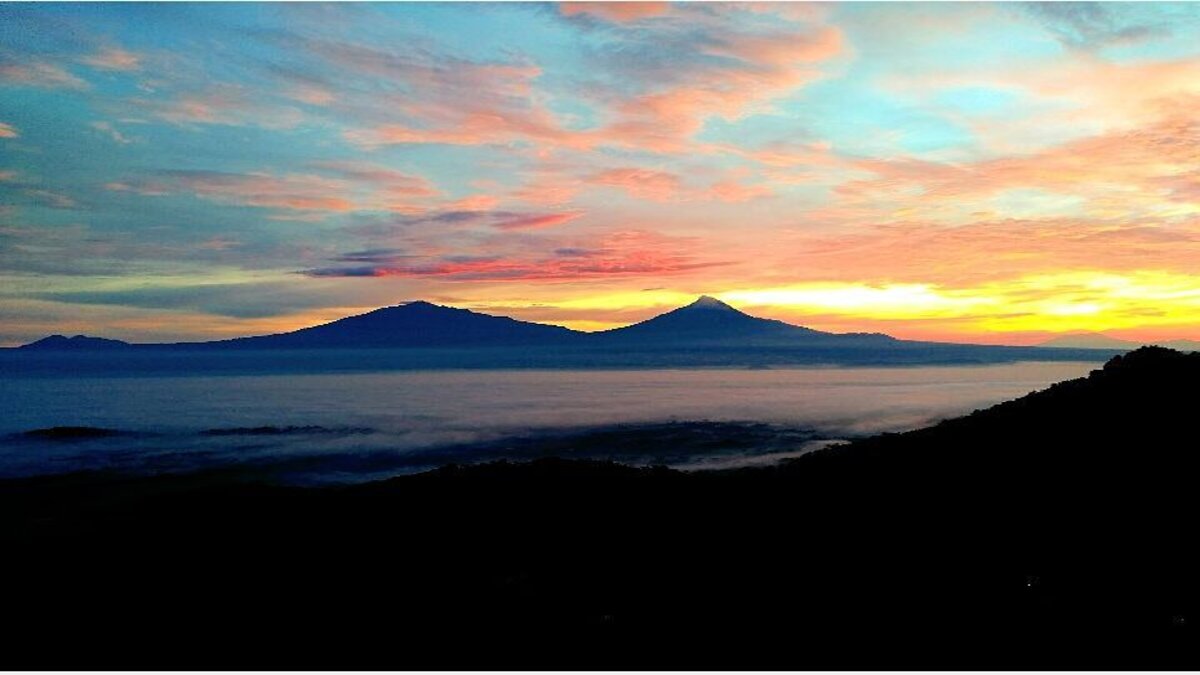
(4, 348, 1197, 668)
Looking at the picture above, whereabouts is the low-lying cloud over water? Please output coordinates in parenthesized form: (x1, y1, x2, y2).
(0, 362, 1098, 483)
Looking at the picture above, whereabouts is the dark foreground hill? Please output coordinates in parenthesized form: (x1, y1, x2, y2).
(3, 347, 1198, 668)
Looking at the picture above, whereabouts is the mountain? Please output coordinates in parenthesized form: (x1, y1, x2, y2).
(593, 295, 896, 346)
(1037, 332, 1137, 349)
(1038, 332, 1200, 352)
(18, 334, 129, 351)
(203, 300, 581, 349)
(1162, 339, 1200, 351)
(8, 296, 1116, 369)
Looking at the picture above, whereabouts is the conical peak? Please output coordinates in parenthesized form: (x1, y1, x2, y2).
(688, 295, 736, 311)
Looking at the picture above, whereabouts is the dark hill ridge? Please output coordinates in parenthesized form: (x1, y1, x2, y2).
(18, 334, 129, 350)
(197, 300, 581, 348)
(5, 347, 1199, 668)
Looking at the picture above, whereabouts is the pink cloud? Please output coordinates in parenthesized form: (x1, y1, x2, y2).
(590, 168, 681, 201)
(336, 13, 842, 155)
(133, 87, 306, 129)
(0, 60, 88, 90)
(492, 211, 585, 230)
(823, 96, 1200, 226)
(446, 194, 501, 211)
(592, 25, 844, 152)
(83, 47, 141, 72)
(0, 122, 18, 139)
(709, 179, 772, 203)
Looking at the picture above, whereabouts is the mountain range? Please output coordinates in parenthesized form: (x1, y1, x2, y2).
(10, 295, 1115, 352)
(8, 295, 1155, 370)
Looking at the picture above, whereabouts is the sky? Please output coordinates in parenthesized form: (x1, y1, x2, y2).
(3, 1, 1200, 346)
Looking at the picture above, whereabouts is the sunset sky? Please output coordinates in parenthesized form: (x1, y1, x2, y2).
(3, 1, 1200, 346)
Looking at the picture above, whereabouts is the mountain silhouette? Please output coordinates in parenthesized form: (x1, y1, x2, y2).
(1038, 331, 1200, 351)
(207, 300, 581, 349)
(11, 297, 1116, 368)
(18, 334, 129, 351)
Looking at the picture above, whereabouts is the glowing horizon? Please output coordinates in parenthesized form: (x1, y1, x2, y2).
(3, 2, 1200, 347)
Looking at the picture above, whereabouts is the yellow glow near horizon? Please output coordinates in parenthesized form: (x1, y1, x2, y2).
(720, 284, 992, 319)
(475, 271, 1200, 341)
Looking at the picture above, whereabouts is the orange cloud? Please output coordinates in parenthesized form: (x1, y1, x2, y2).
(558, 2, 669, 23)
(0, 122, 18, 138)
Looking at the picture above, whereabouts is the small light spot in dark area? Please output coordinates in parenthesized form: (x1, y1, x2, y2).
(1172, 614, 1187, 626)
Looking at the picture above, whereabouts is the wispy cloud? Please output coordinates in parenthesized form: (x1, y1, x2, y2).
(83, 47, 142, 72)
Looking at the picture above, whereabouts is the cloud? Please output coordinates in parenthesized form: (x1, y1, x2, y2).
(131, 86, 307, 129)
(590, 168, 681, 201)
(83, 47, 141, 72)
(89, 121, 135, 144)
(303, 230, 728, 282)
(108, 163, 444, 214)
(337, 6, 843, 155)
(584, 18, 845, 152)
(708, 179, 772, 203)
(37, 281, 354, 319)
(109, 170, 355, 212)
(827, 96, 1200, 225)
(558, 2, 669, 23)
(307, 160, 438, 198)
(0, 58, 88, 90)
(1021, 2, 1171, 51)
(0, 122, 17, 138)
(492, 211, 585, 230)
(23, 189, 77, 209)
(777, 217, 1200, 288)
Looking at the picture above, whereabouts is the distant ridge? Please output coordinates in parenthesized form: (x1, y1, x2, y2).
(1038, 332, 1200, 351)
(18, 334, 129, 351)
